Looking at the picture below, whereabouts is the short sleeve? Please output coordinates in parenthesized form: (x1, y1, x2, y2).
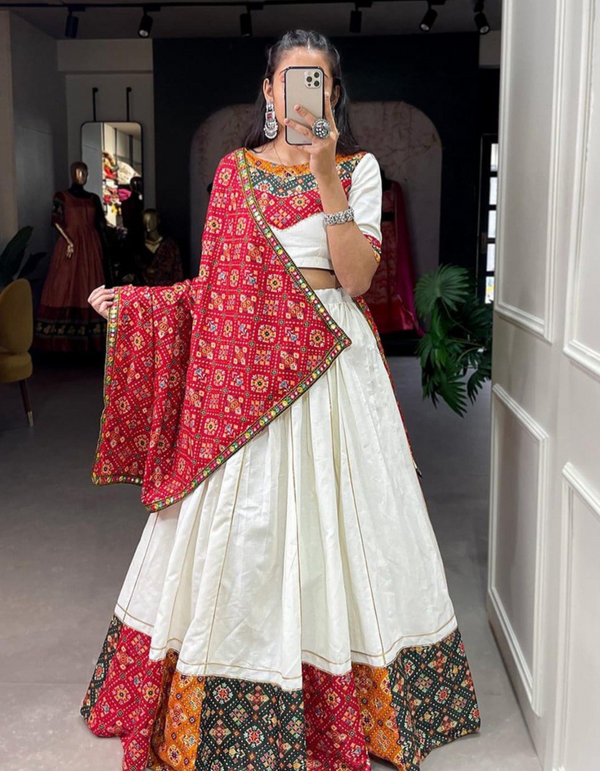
(347, 152, 383, 263)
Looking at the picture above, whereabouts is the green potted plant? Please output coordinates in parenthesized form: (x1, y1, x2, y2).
(414, 264, 493, 417)
(0, 227, 33, 291)
(0, 227, 50, 313)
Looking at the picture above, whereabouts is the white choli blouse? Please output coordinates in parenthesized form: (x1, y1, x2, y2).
(244, 148, 383, 271)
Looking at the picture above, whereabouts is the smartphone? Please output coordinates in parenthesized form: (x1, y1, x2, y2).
(284, 66, 325, 146)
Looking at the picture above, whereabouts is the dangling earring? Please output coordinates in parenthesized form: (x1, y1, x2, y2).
(264, 100, 278, 139)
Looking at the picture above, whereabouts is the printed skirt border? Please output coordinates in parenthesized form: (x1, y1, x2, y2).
(80, 612, 481, 771)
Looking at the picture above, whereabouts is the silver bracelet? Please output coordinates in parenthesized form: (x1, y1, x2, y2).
(322, 206, 355, 227)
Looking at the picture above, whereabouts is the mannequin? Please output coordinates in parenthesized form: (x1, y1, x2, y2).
(34, 161, 107, 354)
(55, 163, 107, 252)
(134, 208, 184, 286)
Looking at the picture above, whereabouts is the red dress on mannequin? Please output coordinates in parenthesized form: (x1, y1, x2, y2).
(34, 185, 107, 353)
(363, 180, 424, 336)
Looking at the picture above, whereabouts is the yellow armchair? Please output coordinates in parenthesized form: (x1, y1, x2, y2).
(0, 278, 34, 426)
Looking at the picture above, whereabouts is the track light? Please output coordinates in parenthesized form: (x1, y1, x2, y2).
(349, 7, 362, 34)
(138, 12, 153, 37)
(138, 5, 159, 38)
(240, 9, 252, 37)
(420, 2, 437, 32)
(474, 1, 490, 35)
(239, 3, 264, 37)
(65, 8, 79, 38)
(349, 2, 372, 34)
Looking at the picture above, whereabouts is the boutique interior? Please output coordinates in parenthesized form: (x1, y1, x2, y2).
(0, 2, 542, 769)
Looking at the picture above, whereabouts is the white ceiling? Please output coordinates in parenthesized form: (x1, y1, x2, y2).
(4, 0, 502, 40)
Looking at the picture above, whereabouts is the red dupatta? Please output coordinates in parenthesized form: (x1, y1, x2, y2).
(92, 147, 419, 513)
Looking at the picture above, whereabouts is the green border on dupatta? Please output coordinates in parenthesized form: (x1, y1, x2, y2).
(141, 150, 355, 511)
(235, 147, 354, 349)
(235, 148, 421, 478)
(93, 151, 356, 512)
(91, 147, 421, 508)
(236, 146, 420, 476)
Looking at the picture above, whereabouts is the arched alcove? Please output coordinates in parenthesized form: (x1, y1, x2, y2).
(189, 102, 442, 278)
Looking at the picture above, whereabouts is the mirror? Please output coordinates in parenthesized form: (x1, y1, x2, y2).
(81, 121, 144, 230)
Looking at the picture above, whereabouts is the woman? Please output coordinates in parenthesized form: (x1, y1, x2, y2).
(83, 30, 481, 771)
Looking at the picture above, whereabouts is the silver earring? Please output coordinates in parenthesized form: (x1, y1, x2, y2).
(264, 100, 278, 139)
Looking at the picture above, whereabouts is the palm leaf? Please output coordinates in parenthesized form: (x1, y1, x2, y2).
(414, 263, 471, 317)
(0, 227, 33, 288)
(414, 264, 493, 416)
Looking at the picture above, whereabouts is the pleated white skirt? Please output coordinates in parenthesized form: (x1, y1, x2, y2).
(114, 285, 457, 692)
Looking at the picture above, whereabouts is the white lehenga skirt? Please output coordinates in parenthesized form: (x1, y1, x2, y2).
(81, 286, 481, 771)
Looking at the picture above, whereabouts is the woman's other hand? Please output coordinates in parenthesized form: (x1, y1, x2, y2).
(88, 285, 116, 319)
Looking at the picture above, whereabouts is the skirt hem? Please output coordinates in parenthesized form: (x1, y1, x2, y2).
(81, 613, 481, 771)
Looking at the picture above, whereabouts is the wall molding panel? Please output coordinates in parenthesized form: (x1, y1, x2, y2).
(551, 463, 600, 770)
(488, 384, 549, 717)
(563, 0, 600, 382)
(492, 0, 600, 762)
(494, 0, 566, 343)
(493, 303, 547, 340)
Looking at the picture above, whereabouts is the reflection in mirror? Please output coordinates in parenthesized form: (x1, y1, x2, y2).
(81, 121, 143, 230)
(81, 121, 144, 286)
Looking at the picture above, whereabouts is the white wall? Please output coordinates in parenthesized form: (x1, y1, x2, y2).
(489, 1, 600, 768)
(57, 39, 155, 209)
(0, 11, 65, 256)
(10, 13, 67, 259)
(0, 12, 18, 251)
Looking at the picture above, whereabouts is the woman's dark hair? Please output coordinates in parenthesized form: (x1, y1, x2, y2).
(241, 30, 361, 156)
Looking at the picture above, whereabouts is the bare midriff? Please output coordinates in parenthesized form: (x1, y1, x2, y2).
(245, 146, 342, 291)
(298, 266, 341, 289)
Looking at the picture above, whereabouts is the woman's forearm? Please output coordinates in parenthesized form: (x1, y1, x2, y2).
(316, 171, 378, 296)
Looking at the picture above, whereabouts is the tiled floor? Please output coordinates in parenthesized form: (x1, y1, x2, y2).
(0, 354, 541, 771)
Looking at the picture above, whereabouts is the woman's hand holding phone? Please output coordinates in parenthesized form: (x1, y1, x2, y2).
(284, 91, 339, 181)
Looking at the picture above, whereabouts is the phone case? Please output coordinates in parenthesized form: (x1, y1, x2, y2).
(284, 66, 325, 146)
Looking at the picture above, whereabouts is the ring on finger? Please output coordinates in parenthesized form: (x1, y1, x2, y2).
(311, 118, 331, 139)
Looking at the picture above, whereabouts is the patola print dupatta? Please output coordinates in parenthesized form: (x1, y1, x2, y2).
(92, 147, 419, 513)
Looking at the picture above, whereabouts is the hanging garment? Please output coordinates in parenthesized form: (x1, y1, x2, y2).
(34, 186, 106, 353)
(136, 236, 185, 286)
(81, 147, 481, 771)
(363, 181, 423, 335)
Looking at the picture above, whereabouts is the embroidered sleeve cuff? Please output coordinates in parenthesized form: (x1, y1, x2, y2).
(363, 233, 382, 264)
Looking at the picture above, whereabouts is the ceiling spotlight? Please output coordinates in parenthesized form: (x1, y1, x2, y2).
(474, 1, 490, 34)
(65, 8, 79, 39)
(350, 2, 372, 34)
(138, 5, 159, 38)
(240, 9, 252, 37)
(350, 8, 362, 34)
(420, 2, 438, 32)
(138, 13, 153, 38)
